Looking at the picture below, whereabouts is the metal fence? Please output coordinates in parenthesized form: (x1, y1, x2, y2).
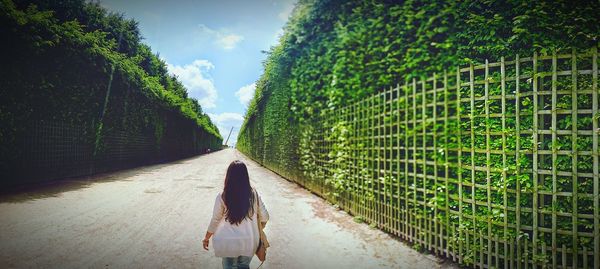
(3, 118, 221, 185)
(298, 48, 599, 268)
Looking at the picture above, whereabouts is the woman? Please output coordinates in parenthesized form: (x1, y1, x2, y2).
(203, 160, 269, 269)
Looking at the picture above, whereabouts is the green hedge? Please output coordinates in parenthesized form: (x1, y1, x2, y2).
(0, 0, 222, 183)
(238, 0, 599, 175)
(295, 50, 599, 268)
(238, 0, 599, 267)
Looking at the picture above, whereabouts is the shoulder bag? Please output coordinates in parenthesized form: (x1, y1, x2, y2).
(254, 189, 269, 264)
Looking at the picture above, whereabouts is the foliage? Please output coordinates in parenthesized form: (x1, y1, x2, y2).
(238, 0, 599, 267)
(0, 0, 222, 179)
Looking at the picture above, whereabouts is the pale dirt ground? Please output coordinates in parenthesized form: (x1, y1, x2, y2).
(0, 148, 457, 269)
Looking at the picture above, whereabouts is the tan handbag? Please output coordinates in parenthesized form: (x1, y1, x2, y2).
(254, 190, 269, 263)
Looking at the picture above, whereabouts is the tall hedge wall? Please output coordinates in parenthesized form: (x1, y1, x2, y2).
(238, 0, 600, 171)
(0, 0, 222, 184)
(238, 0, 599, 180)
(237, 0, 600, 267)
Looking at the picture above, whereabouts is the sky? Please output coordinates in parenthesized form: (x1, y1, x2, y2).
(99, 0, 296, 146)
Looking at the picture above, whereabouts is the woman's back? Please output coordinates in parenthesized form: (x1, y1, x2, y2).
(211, 190, 267, 257)
(203, 160, 270, 269)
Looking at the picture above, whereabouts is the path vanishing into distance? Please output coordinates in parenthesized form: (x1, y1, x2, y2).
(0, 148, 456, 269)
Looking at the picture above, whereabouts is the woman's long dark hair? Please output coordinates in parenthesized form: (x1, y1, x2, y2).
(222, 160, 254, 225)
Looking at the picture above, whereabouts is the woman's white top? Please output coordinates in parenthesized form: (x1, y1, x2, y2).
(207, 189, 269, 257)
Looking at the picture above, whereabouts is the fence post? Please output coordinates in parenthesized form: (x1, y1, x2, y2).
(515, 53, 523, 267)
(591, 46, 599, 269)
(404, 81, 410, 241)
(396, 83, 402, 236)
(570, 48, 579, 268)
(500, 55, 509, 268)
(532, 51, 540, 263)
(551, 51, 558, 269)
(469, 63, 477, 243)
(443, 70, 451, 258)
(484, 59, 494, 268)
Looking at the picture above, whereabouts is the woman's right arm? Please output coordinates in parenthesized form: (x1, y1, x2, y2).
(207, 193, 225, 233)
(204, 194, 225, 250)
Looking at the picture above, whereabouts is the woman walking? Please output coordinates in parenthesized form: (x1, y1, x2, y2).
(203, 160, 269, 269)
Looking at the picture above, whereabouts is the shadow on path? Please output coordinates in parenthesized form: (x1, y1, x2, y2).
(0, 150, 222, 203)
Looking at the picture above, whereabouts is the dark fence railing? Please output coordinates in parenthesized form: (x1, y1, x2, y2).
(2, 117, 221, 186)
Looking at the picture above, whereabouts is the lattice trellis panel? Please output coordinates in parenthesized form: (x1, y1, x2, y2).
(298, 48, 599, 269)
(8, 119, 222, 183)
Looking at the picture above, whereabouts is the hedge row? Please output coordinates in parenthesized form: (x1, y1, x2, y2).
(238, 0, 599, 173)
(238, 0, 599, 267)
(0, 0, 222, 184)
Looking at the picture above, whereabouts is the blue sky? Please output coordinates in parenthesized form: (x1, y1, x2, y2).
(100, 0, 296, 145)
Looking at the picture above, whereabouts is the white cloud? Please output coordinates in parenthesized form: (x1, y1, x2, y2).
(235, 82, 256, 107)
(278, 2, 294, 21)
(272, 28, 284, 45)
(208, 112, 244, 123)
(208, 112, 245, 146)
(167, 59, 217, 109)
(197, 24, 244, 50)
(217, 34, 244, 50)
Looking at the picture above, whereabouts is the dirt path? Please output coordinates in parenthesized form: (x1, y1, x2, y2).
(0, 148, 454, 269)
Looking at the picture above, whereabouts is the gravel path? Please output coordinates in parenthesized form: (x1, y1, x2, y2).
(0, 148, 454, 269)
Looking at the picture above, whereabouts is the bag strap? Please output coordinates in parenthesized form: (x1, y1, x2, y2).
(254, 188, 261, 223)
(254, 188, 265, 269)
